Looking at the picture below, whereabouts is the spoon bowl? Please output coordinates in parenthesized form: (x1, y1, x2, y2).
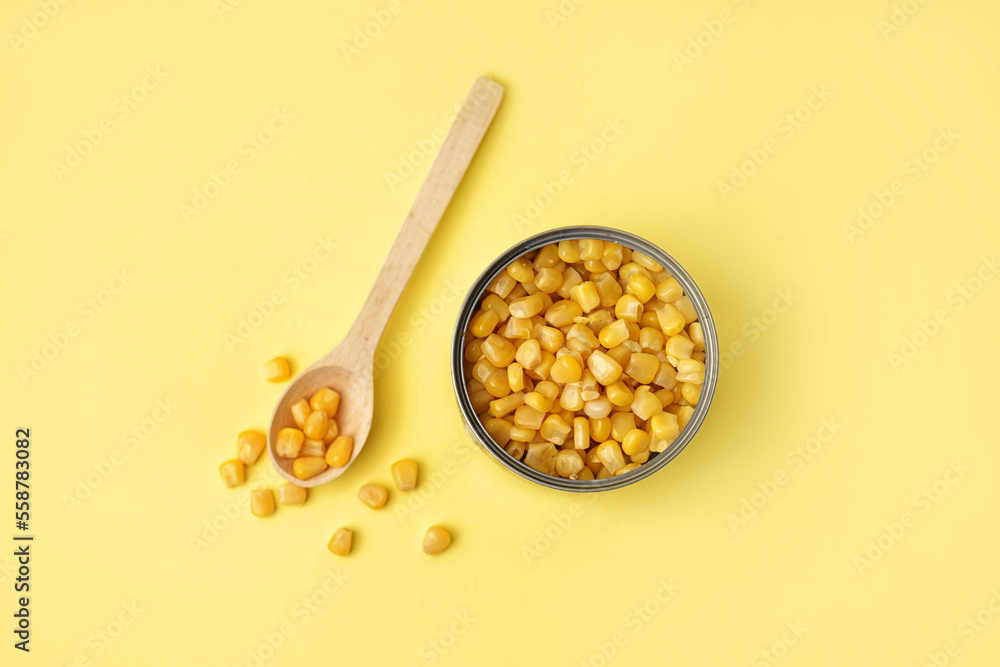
(266, 76, 504, 487)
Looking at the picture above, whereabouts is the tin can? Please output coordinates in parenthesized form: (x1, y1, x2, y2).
(451, 226, 718, 491)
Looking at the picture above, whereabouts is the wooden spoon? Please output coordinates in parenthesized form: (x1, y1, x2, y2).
(268, 76, 504, 487)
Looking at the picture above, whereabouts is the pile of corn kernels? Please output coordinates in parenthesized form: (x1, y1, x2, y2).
(461, 239, 706, 480)
(218, 357, 451, 555)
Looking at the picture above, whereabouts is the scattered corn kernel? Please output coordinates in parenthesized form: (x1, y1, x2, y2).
(391, 459, 419, 491)
(220, 460, 245, 488)
(237, 430, 266, 465)
(328, 528, 353, 556)
(262, 357, 291, 382)
(250, 488, 275, 517)
(358, 484, 388, 509)
(422, 526, 452, 554)
(276, 483, 308, 505)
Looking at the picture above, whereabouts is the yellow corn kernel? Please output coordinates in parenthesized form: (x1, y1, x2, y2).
(631, 386, 663, 420)
(614, 462, 641, 476)
(630, 449, 650, 464)
(650, 412, 680, 442)
(509, 425, 537, 442)
(303, 410, 329, 440)
(688, 322, 706, 351)
(574, 465, 596, 480)
(625, 352, 660, 384)
(470, 309, 500, 337)
(656, 303, 686, 336)
(596, 467, 613, 479)
(507, 283, 528, 301)
(489, 392, 524, 418)
(605, 380, 634, 407)
(276, 483, 308, 505)
(665, 334, 695, 360)
(219, 460, 245, 488)
(290, 399, 311, 428)
(533, 380, 559, 402)
(640, 309, 660, 328)
(488, 271, 516, 298)
(524, 442, 557, 474)
(630, 250, 663, 272)
(534, 267, 563, 294)
(505, 440, 526, 460)
(584, 258, 607, 273)
(237, 430, 266, 465)
(558, 239, 582, 263)
(470, 389, 493, 414)
(514, 405, 545, 430)
(525, 351, 555, 380)
(325, 435, 353, 467)
(677, 405, 695, 430)
(465, 338, 484, 363)
(484, 369, 511, 398)
(533, 243, 560, 269)
(572, 416, 590, 449)
(538, 326, 565, 353)
(626, 274, 656, 303)
(566, 323, 599, 349)
(481, 293, 510, 322)
(514, 339, 542, 369)
(549, 355, 583, 384)
(557, 267, 584, 300)
(509, 293, 545, 319)
(569, 281, 601, 312)
(675, 358, 706, 384)
(602, 242, 624, 271)
(555, 449, 585, 477)
(300, 438, 326, 457)
(583, 394, 612, 419)
(503, 316, 533, 339)
(309, 387, 341, 418)
(275, 428, 305, 458)
(656, 277, 683, 303)
(654, 387, 675, 406)
(539, 414, 572, 445)
(591, 272, 622, 308)
(422, 526, 452, 555)
(652, 360, 677, 389)
(389, 459, 418, 491)
(595, 440, 626, 474)
(485, 418, 513, 445)
(262, 357, 291, 382)
(590, 416, 612, 442)
(507, 362, 525, 392)
(577, 238, 603, 261)
(615, 294, 644, 322)
(328, 527, 353, 556)
(480, 334, 516, 367)
(555, 382, 581, 410)
(680, 382, 702, 405)
(587, 350, 623, 386)
(605, 344, 632, 370)
(673, 295, 698, 323)
(639, 327, 664, 353)
(610, 412, 637, 442)
(622, 429, 650, 456)
(597, 319, 629, 349)
(622, 260, 652, 281)
(250, 488, 275, 517)
(293, 456, 327, 480)
(545, 300, 584, 327)
(507, 256, 535, 283)
(358, 484, 388, 509)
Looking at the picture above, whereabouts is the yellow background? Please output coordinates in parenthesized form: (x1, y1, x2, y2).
(2, 0, 999, 665)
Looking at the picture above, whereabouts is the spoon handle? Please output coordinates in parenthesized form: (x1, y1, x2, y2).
(342, 76, 504, 361)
